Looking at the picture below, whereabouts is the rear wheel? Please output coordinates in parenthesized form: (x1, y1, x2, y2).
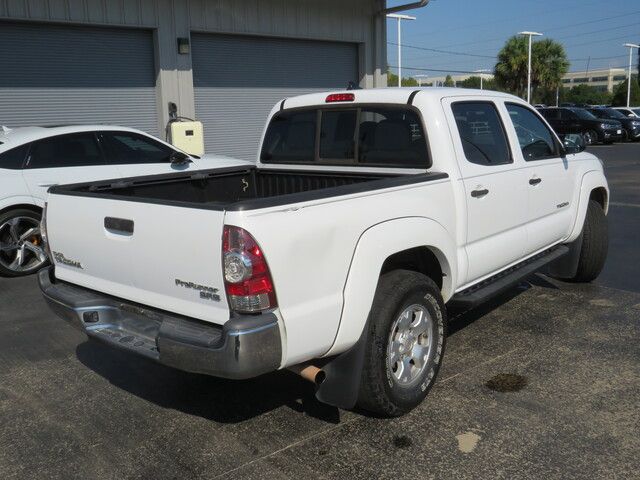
(583, 130, 598, 145)
(358, 270, 446, 417)
(0, 209, 48, 277)
(570, 200, 608, 282)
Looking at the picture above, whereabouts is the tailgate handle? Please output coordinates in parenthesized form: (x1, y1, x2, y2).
(104, 217, 134, 235)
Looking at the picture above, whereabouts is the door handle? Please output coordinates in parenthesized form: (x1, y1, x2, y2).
(529, 177, 542, 186)
(104, 217, 134, 235)
(470, 188, 489, 198)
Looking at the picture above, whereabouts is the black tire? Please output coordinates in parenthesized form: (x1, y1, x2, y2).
(357, 270, 446, 417)
(0, 208, 48, 278)
(583, 130, 598, 145)
(571, 200, 608, 282)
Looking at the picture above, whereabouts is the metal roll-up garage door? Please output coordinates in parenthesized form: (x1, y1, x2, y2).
(192, 34, 358, 161)
(0, 23, 158, 134)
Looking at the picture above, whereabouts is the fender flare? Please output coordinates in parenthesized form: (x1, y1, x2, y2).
(567, 170, 609, 242)
(325, 216, 457, 358)
(315, 217, 456, 409)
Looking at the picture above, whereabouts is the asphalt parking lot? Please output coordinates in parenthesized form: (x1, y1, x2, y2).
(1, 143, 639, 480)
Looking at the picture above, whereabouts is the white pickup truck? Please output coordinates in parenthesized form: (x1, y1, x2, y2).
(39, 88, 609, 416)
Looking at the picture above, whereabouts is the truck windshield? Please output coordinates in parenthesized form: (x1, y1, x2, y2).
(261, 106, 430, 169)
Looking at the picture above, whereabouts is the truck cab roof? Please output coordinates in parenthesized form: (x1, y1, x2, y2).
(281, 87, 520, 110)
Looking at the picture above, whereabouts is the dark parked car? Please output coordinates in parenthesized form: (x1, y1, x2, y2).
(539, 107, 623, 145)
(587, 107, 640, 142)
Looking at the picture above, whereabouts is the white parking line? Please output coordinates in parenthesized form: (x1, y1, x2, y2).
(609, 202, 640, 209)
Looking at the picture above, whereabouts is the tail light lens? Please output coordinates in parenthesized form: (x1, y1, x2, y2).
(222, 225, 277, 313)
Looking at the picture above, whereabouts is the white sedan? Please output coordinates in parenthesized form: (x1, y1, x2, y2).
(0, 125, 249, 277)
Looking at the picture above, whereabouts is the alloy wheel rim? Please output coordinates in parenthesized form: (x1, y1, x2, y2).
(386, 303, 434, 386)
(585, 131, 595, 145)
(0, 216, 47, 272)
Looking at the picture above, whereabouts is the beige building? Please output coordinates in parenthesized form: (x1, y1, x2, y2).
(417, 73, 494, 87)
(561, 68, 627, 93)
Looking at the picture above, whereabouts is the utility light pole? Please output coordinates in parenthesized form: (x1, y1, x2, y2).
(414, 74, 429, 86)
(474, 69, 491, 90)
(388, 13, 416, 87)
(623, 43, 640, 107)
(518, 31, 543, 103)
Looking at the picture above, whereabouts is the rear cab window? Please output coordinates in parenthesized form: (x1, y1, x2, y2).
(450, 101, 511, 166)
(261, 105, 430, 168)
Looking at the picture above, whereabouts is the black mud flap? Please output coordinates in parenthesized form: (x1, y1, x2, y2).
(314, 324, 368, 410)
(545, 233, 583, 279)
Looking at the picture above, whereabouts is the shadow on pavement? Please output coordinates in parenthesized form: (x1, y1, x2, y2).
(76, 339, 341, 424)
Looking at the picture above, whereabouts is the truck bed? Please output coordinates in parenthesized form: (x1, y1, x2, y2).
(49, 166, 446, 211)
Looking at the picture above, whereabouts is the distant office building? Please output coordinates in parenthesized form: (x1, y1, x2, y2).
(561, 68, 627, 93)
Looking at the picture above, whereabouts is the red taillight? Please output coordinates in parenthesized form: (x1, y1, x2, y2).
(325, 93, 355, 103)
(222, 225, 276, 313)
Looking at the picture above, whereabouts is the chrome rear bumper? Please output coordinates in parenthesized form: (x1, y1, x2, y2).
(38, 267, 282, 379)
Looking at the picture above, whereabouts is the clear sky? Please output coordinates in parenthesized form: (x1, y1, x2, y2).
(385, 0, 640, 78)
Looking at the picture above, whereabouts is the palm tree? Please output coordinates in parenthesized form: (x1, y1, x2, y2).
(494, 35, 569, 101)
(494, 36, 529, 97)
(531, 39, 569, 100)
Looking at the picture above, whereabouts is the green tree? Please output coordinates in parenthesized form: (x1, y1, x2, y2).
(562, 84, 612, 106)
(458, 76, 498, 90)
(387, 71, 418, 87)
(443, 74, 455, 87)
(494, 36, 569, 99)
(611, 75, 640, 106)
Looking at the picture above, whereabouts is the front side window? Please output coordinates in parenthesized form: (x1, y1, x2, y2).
(0, 144, 29, 170)
(451, 102, 511, 166)
(26, 133, 104, 169)
(100, 132, 174, 165)
(506, 103, 557, 161)
(260, 106, 429, 168)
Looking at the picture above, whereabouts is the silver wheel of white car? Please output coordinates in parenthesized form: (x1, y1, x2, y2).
(0, 210, 48, 277)
(386, 304, 435, 386)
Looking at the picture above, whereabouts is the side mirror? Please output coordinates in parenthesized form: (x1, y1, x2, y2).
(170, 151, 191, 165)
(560, 133, 586, 155)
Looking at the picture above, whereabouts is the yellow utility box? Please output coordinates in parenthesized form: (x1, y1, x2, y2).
(170, 121, 205, 156)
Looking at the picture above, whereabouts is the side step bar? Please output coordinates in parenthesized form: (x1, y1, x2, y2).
(448, 245, 569, 309)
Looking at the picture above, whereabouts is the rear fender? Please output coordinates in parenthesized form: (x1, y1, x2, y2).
(325, 217, 456, 358)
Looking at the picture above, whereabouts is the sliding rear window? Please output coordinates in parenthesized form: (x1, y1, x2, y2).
(261, 106, 430, 168)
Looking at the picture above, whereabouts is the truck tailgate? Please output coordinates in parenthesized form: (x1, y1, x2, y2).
(46, 194, 230, 324)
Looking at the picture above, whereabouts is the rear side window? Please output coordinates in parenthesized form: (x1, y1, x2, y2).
(540, 109, 560, 121)
(261, 106, 429, 168)
(100, 132, 174, 165)
(0, 144, 29, 169)
(27, 133, 104, 169)
(451, 102, 511, 166)
(506, 104, 558, 161)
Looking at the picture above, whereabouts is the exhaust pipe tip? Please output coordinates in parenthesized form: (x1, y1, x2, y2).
(289, 364, 325, 386)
